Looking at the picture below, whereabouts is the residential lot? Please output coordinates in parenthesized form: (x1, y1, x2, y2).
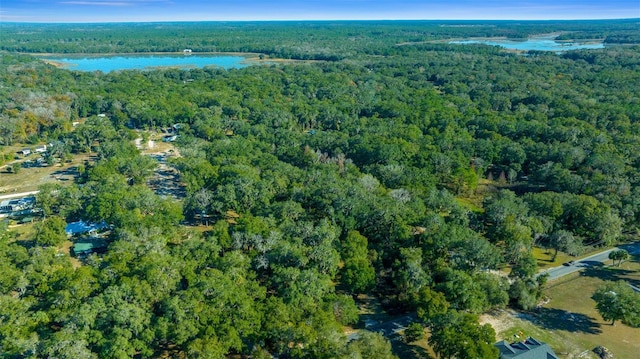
(484, 258, 640, 358)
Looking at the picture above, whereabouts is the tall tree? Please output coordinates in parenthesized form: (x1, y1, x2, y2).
(549, 229, 581, 261)
(592, 281, 640, 326)
(35, 216, 68, 247)
(429, 311, 499, 359)
(608, 249, 630, 267)
(340, 230, 376, 294)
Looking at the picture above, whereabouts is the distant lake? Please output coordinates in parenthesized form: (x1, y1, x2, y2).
(449, 38, 604, 52)
(42, 54, 254, 73)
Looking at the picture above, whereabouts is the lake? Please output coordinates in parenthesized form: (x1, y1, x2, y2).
(449, 38, 604, 52)
(42, 54, 254, 73)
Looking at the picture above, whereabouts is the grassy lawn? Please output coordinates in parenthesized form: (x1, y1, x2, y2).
(454, 197, 483, 213)
(489, 258, 640, 358)
(533, 245, 618, 271)
(0, 154, 90, 193)
(8, 220, 40, 240)
(392, 336, 434, 359)
(533, 246, 574, 270)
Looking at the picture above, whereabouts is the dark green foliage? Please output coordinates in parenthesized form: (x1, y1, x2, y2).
(592, 281, 640, 327)
(404, 322, 425, 343)
(340, 230, 376, 293)
(429, 311, 499, 359)
(347, 331, 398, 359)
(35, 216, 67, 247)
(1, 19, 640, 358)
(415, 287, 450, 325)
(608, 249, 630, 267)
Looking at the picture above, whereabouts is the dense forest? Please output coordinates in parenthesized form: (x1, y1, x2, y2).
(2, 19, 640, 58)
(1, 20, 639, 358)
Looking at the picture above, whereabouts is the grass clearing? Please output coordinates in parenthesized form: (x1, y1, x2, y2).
(533, 246, 618, 271)
(533, 246, 574, 270)
(391, 336, 434, 359)
(8, 220, 39, 241)
(0, 153, 90, 193)
(454, 197, 483, 213)
(485, 258, 640, 359)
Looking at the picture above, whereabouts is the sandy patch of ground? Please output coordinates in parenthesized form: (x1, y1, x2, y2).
(145, 141, 186, 200)
(480, 309, 516, 334)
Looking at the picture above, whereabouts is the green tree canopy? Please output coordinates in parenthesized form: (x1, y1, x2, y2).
(592, 281, 640, 326)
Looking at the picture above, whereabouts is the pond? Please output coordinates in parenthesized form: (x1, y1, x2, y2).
(449, 37, 604, 52)
(42, 54, 256, 73)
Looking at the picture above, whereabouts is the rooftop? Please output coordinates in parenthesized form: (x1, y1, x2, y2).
(496, 337, 559, 359)
(65, 220, 108, 236)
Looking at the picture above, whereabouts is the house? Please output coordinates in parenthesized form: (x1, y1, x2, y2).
(65, 221, 108, 237)
(34, 145, 47, 153)
(496, 337, 559, 359)
(163, 135, 178, 142)
(0, 196, 36, 213)
(17, 148, 31, 156)
(73, 238, 108, 257)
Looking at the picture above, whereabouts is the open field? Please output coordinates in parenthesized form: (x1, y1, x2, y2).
(483, 258, 640, 358)
(532, 245, 623, 271)
(7, 221, 38, 241)
(0, 153, 89, 194)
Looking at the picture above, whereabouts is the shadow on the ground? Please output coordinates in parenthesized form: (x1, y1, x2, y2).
(524, 308, 601, 334)
(390, 337, 435, 359)
(578, 260, 604, 268)
(579, 265, 640, 288)
(618, 242, 640, 256)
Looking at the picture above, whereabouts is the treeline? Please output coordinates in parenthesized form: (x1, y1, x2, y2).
(1, 22, 640, 358)
(1, 19, 639, 57)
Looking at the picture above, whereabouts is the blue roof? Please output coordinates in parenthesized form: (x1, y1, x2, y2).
(65, 221, 107, 236)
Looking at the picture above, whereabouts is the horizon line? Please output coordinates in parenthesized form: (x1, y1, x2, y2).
(3, 17, 639, 24)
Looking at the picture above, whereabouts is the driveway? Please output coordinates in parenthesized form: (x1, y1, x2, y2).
(541, 241, 640, 282)
(347, 313, 416, 341)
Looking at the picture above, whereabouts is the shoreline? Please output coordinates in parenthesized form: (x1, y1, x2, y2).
(27, 51, 260, 57)
(31, 51, 301, 69)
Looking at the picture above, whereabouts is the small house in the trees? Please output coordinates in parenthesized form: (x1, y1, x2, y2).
(73, 238, 108, 257)
(65, 221, 109, 237)
(0, 196, 36, 213)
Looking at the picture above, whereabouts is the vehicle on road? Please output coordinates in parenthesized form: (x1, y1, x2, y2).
(562, 260, 575, 266)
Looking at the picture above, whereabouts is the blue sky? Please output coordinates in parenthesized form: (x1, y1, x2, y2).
(1, 0, 639, 22)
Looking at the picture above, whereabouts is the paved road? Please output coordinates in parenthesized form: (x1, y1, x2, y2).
(348, 242, 640, 341)
(541, 241, 640, 282)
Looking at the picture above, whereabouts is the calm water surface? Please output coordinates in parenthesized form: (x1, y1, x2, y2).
(44, 54, 252, 73)
(449, 38, 604, 52)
